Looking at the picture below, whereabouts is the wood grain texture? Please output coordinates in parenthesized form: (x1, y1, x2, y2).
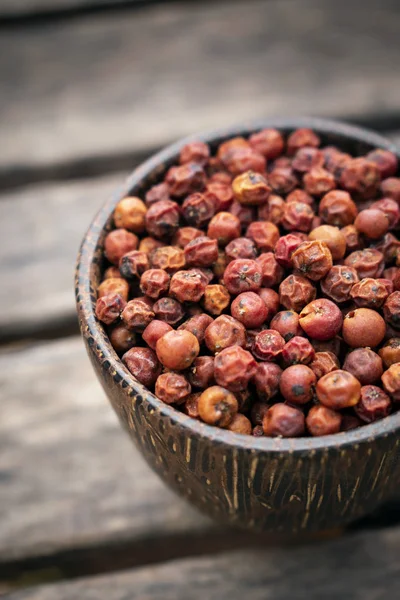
(1, 0, 400, 173)
(6, 527, 400, 599)
(0, 336, 216, 564)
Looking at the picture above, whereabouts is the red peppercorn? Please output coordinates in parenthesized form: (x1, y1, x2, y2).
(198, 386, 238, 427)
(262, 403, 305, 437)
(165, 162, 206, 197)
(316, 370, 361, 409)
(249, 128, 285, 159)
(343, 348, 383, 385)
(121, 298, 154, 331)
(341, 225, 363, 253)
(225, 237, 257, 262)
(95, 293, 126, 325)
(382, 363, 400, 401)
(231, 291, 268, 328)
(223, 258, 262, 295)
(224, 147, 266, 176)
(303, 167, 336, 197)
(383, 291, 400, 330)
(287, 128, 320, 155)
(104, 229, 139, 265)
(292, 240, 333, 281)
(298, 298, 343, 341)
(279, 274, 316, 312)
(319, 190, 358, 227)
(172, 227, 203, 248)
(123, 347, 161, 388)
(183, 392, 201, 419)
(145, 182, 170, 206)
(119, 250, 149, 280)
(214, 346, 257, 392)
(292, 147, 324, 173)
(145, 200, 180, 240)
(155, 372, 191, 405)
(379, 338, 400, 368)
(281, 201, 314, 232)
(142, 320, 173, 350)
(246, 221, 280, 252)
(279, 364, 316, 405)
(350, 277, 389, 309)
(258, 288, 280, 320)
(340, 158, 380, 199)
(253, 329, 285, 361)
(227, 413, 252, 435)
(153, 297, 185, 326)
(114, 196, 147, 233)
(177, 313, 213, 344)
(256, 253, 284, 287)
(182, 192, 216, 228)
(156, 329, 199, 371)
(344, 248, 385, 279)
(281, 336, 315, 367)
(202, 284, 231, 316)
(206, 181, 234, 211)
(253, 362, 282, 402)
(98, 277, 129, 302)
(184, 236, 219, 267)
(309, 351, 339, 380)
(207, 211, 241, 246)
(232, 170, 271, 206)
(140, 269, 170, 299)
(109, 323, 136, 354)
(342, 308, 385, 348)
(306, 405, 342, 436)
(274, 234, 302, 268)
(179, 141, 210, 166)
(355, 385, 391, 423)
(150, 246, 186, 273)
(366, 149, 398, 179)
(204, 314, 246, 353)
(370, 198, 400, 230)
(258, 194, 285, 224)
(188, 356, 215, 389)
(309, 225, 346, 260)
(321, 265, 359, 304)
(354, 209, 389, 240)
(138, 236, 165, 255)
(380, 178, 400, 205)
(270, 310, 303, 341)
(269, 167, 298, 195)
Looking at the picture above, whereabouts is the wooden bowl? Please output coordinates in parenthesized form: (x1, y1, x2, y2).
(76, 117, 400, 533)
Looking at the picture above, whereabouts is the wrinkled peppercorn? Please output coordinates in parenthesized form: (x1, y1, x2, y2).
(281, 336, 315, 366)
(214, 346, 257, 391)
(253, 362, 282, 401)
(156, 372, 191, 405)
(256, 253, 284, 287)
(340, 158, 380, 199)
(96, 293, 126, 325)
(253, 329, 285, 361)
(119, 250, 149, 280)
(383, 292, 400, 330)
(122, 298, 155, 331)
(292, 240, 333, 281)
(198, 385, 238, 426)
(279, 274, 316, 312)
(355, 385, 391, 422)
(184, 236, 219, 267)
(345, 248, 385, 279)
(166, 163, 206, 197)
(246, 221, 280, 252)
(319, 191, 358, 227)
(202, 284, 231, 315)
(281, 201, 314, 232)
(114, 197, 147, 233)
(204, 314, 246, 353)
(123, 347, 161, 388)
(310, 351, 339, 380)
(223, 258, 262, 295)
(98, 277, 130, 301)
(350, 278, 389, 309)
(145, 200, 180, 240)
(153, 297, 185, 325)
(104, 229, 139, 265)
(321, 265, 359, 304)
(316, 370, 361, 409)
(249, 128, 285, 159)
(379, 338, 400, 368)
(258, 194, 285, 224)
(306, 405, 342, 436)
(207, 211, 241, 246)
(382, 363, 400, 401)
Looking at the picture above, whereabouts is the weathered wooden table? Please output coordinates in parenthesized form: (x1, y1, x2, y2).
(1, 0, 400, 597)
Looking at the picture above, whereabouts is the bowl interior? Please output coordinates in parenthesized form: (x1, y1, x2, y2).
(76, 116, 400, 455)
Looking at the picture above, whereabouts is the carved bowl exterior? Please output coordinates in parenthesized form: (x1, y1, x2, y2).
(76, 117, 400, 533)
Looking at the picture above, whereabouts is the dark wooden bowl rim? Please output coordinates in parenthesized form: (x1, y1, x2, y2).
(76, 116, 400, 455)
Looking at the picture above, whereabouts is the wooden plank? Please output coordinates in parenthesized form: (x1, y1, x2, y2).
(1, 0, 400, 175)
(6, 526, 400, 599)
(1, 130, 399, 341)
(0, 336, 218, 565)
(0, 173, 126, 340)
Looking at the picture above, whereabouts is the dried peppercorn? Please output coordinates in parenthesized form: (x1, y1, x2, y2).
(153, 297, 185, 326)
(98, 277, 129, 301)
(178, 313, 213, 344)
(366, 149, 398, 178)
(308, 225, 346, 260)
(122, 298, 155, 331)
(292, 147, 324, 173)
(183, 392, 201, 419)
(156, 329, 199, 370)
(109, 323, 137, 354)
(214, 346, 257, 392)
(316, 370, 361, 409)
(279, 364, 316, 404)
(123, 347, 161, 388)
(198, 386, 238, 427)
(309, 351, 339, 380)
(114, 197, 147, 233)
(204, 314, 246, 353)
(227, 413, 252, 435)
(341, 225, 363, 253)
(382, 363, 400, 401)
(339, 158, 380, 199)
(383, 291, 400, 329)
(207, 212, 241, 246)
(319, 190, 358, 227)
(269, 167, 298, 195)
(342, 308, 385, 348)
(188, 356, 215, 389)
(303, 167, 336, 197)
(258, 288, 280, 320)
(370, 198, 400, 230)
(231, 291, 268, 328)
(206, 181, 234, 211)
(380, 177, 400, 205)
(172, 227, 203, 249)
(253, 362, 282, 402)
(379, 338, 400, 368)
(281, 201, 314, 232)
(258, 194, 285, 224)
(184, 236, 219, 267)
(223, 258, 262, 295)
(155, 372, 191, 405)
(168, 270, 206, 303)
(138, 236, 165, 255)
(224, 147, 266, 176)
(355, 385, 391, 423)
(270, 310, 303, 341)
(292, 240, 333, 281)
(202, 284, 231, 315)
(142, 320, 173, 350)
(306, 405, 342, 436)
(145, 200, 180, 240)
(96, 293, 126, 325)
(253, 329, 285, 361)
(354, 209, 389, 240)
(350, 278, 389, 309)
(262, 403, 306, 437)
(281, 336, 315, 366)
(140, 269, 170, 299)
(246, 221, 280, 252)
(145, 182, 170, 206)
(274, 234, 302, 268)
(298, 298, 343, 341)
(321, 265, 359, 304)
(344, 248, 385, 279)
(182, 192, 216, 228)
(119, 250, 149, 280)
(213, 250, 229, 279)
(232, 170, 271, 205)
(225, 237, 257, 262)
(343, 348, 383, 385)
(279, 274, 316, 312)
(165, 162, 206, 197)
(256, 253, 284, 287)
(287, 128, 320, 155)
(104, 229, 139, 265)
(249, 128, 285, 159)
(229, 199, 256, 230)
(179, 141, 210, 166)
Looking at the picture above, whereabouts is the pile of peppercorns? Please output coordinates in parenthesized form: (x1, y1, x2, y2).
(95, 127, 400, 438)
